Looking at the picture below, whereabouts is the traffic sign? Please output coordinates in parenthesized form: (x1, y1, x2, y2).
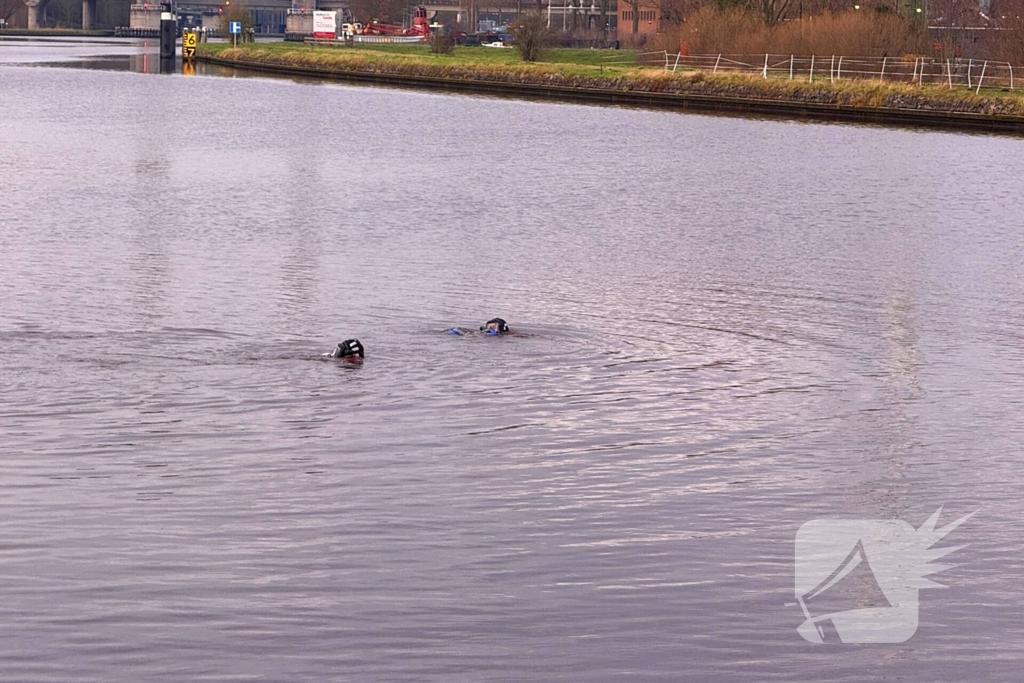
(229, 21, 241, 34)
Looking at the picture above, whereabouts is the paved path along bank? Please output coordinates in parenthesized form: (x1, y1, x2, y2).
(198, 46, 1024, 134)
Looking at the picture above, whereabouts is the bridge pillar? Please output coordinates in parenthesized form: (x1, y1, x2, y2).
(82, 0, 96, 29)
(24, 0, 44, 29)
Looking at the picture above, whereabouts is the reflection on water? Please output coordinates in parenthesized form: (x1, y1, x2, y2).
(2, 37, 1024, 683)
(0, 36, 160, 67)
(0, 36, 272, 76)
(51, 53, 175, 74)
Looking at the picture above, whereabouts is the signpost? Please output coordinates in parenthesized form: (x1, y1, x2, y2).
(229, 20, 241, 47)
(312, 11, 337, 40)
(182, 31, 197, 61)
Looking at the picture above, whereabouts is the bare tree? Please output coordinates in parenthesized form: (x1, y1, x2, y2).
(593, 0, 606, 33)
(42, 0, 82, 28)
(220, 1, 254, 35)
(995, 0, 1024, 63)
(348, 0, 406, 23)
(932, 0, 980, 57)
(658, 0, 703, 26)
(754, 0, 792, 26)
(510, 11, 555, 60)
(1, 0, 21, 26)
(622, 0, 638, 34)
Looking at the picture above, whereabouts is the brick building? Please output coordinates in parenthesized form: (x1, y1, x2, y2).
(617, 0, 660, 41)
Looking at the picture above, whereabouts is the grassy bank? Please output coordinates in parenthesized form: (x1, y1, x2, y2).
(197, 42, 1024, 125)
(201, 42, 640, 75)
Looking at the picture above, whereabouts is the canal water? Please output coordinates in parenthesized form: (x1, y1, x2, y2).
(2, 37, 1024, 682)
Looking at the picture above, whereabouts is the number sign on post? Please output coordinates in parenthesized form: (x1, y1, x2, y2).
(182, 31, 197, 61)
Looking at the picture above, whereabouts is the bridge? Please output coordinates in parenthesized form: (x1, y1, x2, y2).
(18, 0, 611, 34)
(22, 0, 97, 29)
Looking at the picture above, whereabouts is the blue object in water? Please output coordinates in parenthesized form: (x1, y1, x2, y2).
(446, 328, 463, 335)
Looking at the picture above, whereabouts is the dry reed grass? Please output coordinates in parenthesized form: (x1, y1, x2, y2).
(658, 8, 928, 58)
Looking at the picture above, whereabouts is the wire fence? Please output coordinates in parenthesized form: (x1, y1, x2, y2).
(628, 51, 1020, 93)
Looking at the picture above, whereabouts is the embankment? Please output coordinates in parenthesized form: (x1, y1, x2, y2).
(0, 29, 114, 37)
(197, 46, 1024, 133)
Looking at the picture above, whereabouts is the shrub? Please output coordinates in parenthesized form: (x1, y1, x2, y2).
(220, 1, 254, 37)
(992, 0, 1024, 64)
(510, 12, 556, 62)
(667, 7, 926, 58)
(431, 32, 455, 54)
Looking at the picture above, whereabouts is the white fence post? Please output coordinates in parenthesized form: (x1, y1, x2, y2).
(837, 55, 843, 80)
(790, 54, 794, 80)
(976, 60, 987, 94)
(947, 59, 953, 89)
(880, 56, 886, 82)
(713, 53, 721, 74)
(763, 53, 769, 79)
(810, 55, 814, 83)
(830, 55, 835, 83)
(1009, 62, 1014, 90)
(967, 59, 972, 89)
(672, 52, 680, 73)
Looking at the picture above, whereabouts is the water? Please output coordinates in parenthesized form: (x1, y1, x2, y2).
(2, 38, 1024, 681)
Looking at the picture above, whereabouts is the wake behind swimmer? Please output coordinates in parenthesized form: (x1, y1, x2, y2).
(323, 317, 512, 363)
(446, 317, 511, 336)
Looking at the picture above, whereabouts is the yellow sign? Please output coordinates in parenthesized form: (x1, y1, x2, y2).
(182, 32, 197, 61)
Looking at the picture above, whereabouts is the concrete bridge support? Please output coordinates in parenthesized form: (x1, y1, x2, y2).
(22, 0, 96, 29)
(24, 0, 43, 30)
(82, 0, 96, 29)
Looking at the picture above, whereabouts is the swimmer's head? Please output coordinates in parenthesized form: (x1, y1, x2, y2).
(479, 318, 509, 335)
(332, 338, 364, 360)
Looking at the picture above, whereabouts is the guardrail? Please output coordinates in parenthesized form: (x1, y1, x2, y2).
(644, 52, 1020, 93)
(114, 26, 160, 38)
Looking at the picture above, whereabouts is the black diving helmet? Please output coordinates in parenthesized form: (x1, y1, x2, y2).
(332, 338, 364, 359)
(480, 318, 509, 335)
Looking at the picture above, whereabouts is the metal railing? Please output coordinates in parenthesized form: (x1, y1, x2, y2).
(645, 52, 1020, 93)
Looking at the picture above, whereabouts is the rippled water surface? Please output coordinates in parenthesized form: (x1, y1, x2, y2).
(3, 38, 1024, 682)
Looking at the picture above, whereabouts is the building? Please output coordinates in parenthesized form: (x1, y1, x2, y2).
(617, 0, 659, 41)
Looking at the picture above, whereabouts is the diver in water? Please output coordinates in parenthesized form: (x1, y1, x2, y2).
(480, 318, 510, 335)
(327, 338, 364, 362)
(446, 318, 511, 336)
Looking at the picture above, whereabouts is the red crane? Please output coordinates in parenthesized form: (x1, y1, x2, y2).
(361, 6, 430, 36)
